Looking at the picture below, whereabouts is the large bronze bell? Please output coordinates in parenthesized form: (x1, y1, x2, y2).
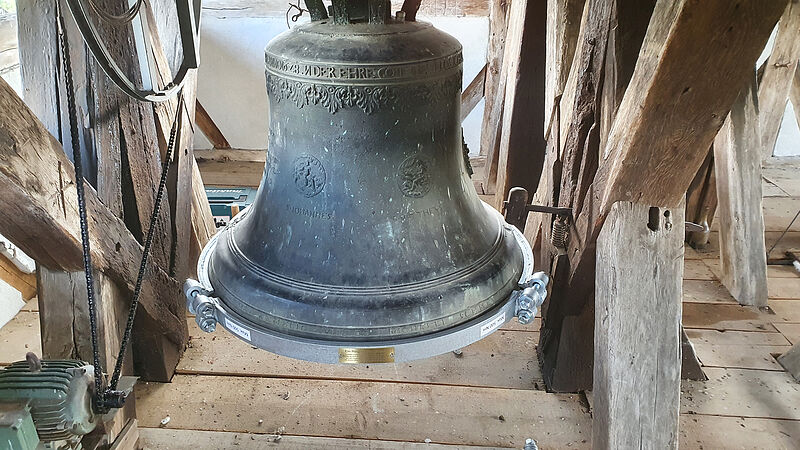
(185, 1, 546, 364)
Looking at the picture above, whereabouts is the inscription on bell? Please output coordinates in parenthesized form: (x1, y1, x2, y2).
(293, 155, 326, 197)
(397, 155, 431, 198)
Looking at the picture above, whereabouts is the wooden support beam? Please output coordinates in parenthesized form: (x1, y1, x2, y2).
(593, 201, 683, 449)
(684, 148, 717, 248)
(477, 0, 510, 195)
(537, 0, 786, 392)
(194, 149, 267, 187)
(0, 254, 36, 300)
(758, 0, 800, 159)
(143, 0, 214, 279)
(492, 0, 547, 210)
(680, 327, 707, 381)
(195, 100, 231, 149)
(789, 63, 800, 131)
(0, 75, 187, 362)
(714, 73, 769, 307)
(460, 63, 487, 122)
(545, 0, 585, 135)
(778, 343, 800, 382)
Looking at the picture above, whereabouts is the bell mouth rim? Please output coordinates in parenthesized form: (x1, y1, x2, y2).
(188, 207, 535, 363)
(200, 284, 521, 364)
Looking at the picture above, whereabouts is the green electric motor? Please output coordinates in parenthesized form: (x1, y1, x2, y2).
(0, 358, 98, 449)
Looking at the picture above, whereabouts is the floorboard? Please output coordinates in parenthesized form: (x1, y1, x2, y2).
(684, 328, 790, 346)
(134, 375, 592, 449)
(681, 367, 800, 420)
(679, 414, 800, 449)
(774, 323, 800, 345)
(692, 343, 790, 370)
(181, 321, 544, 390)
(683, 279, 737, 304)
(138, 428, 504, 449)
(682, 303, 777, 332)
(0, 310, 40, 365)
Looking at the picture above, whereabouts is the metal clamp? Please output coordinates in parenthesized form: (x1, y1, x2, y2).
(514, 272, 549, 324)
(184, 279, 218, 333)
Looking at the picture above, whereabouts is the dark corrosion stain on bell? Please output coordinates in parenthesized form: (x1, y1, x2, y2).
(204, 1, 525, 344)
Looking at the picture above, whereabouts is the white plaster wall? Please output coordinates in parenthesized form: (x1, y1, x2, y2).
(195, 14, 489, 155)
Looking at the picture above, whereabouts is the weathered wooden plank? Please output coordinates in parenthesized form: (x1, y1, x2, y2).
(135, 375, 592, 448)
(476, 0, 510, 194)
(682, 280, 737, 304)
(778, 343, 800, 381)
(685, 328, 791, 346)
(774, 323, 800, 345)
(492, 0, 546, 209)
(715, 73, 769, 306)
(679, 415, 800, 449)
(694, 343, 789, 371)
(194, 148, 266, 187)
(682, 259, 715, 280)
(460, 63, 486, 122)
(759, 0, 800, 159)
(682, 303, 777, 332)
(771, 300, 800, 323)
(544, 0, 585, 135)
(536, 0, 613, 393)
(139, 428, 501, 449)
(681, 367, 800, 420)
(195, 100, 230, 149)
(180, 320, 542, 389)
(768, 275, 800, 300)
(593, 201, 683, 449)
(0, 253, 36, 300)
(142, 1, 213, 277)
(0, 76, 187, 352)
(108, 419, 139, 450)
(598, 0, 657, 152)
(680, 327, 706, 381)
(684, 148, 716, 248)
(0, 311, 42, 365)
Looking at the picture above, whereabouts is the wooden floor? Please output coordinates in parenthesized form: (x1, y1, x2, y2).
(1, 160, 799, 448)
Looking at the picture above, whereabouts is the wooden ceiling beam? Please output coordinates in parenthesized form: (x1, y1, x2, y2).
(0, 76, 187, 348)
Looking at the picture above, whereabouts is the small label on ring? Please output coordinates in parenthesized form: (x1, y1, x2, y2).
(225, 318, 251, 341)
(338, 347, 395, 364)
(480, 312, 506, 337)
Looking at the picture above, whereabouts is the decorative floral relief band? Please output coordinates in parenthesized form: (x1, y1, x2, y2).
(266, 72, 462, 115)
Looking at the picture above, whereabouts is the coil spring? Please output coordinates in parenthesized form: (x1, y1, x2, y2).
(551, 215, 569, 249)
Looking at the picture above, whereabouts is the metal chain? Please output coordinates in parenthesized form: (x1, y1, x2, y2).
(57, 0, 184, 411)
(56, 0, 104, 411)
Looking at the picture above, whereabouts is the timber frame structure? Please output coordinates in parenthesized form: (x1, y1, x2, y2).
(1, 0, 800, 448)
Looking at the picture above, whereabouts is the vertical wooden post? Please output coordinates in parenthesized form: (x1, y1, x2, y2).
(492, 0, 546, 209)
(758, 0, 800, 159)
(477, 0, 510, 195)
(544, 0, 585, 135)
(684, 148, 717, 248)
(593, 201, 683, 449)
(714, 73, 769, 306)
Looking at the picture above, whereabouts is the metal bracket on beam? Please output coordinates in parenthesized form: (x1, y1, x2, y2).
(502, 187, 572, 249)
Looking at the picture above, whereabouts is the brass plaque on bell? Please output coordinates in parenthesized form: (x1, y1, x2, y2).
(338, 347, 395, 364)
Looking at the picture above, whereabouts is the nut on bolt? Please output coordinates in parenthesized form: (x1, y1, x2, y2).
(515, 271, 549, 325)
(184, 279, 219, 333)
